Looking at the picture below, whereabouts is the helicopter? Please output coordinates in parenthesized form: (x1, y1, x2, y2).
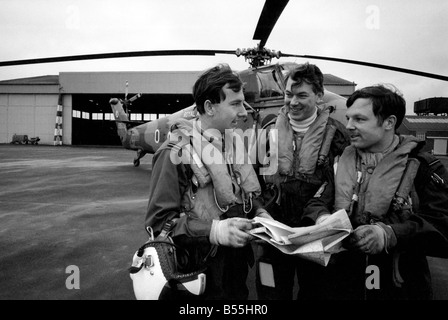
(102, 0, 448, 167)
(108, 61, 349, 166)
(1, 0, 447, 167)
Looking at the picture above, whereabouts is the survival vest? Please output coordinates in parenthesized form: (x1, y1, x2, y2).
(167, 118, 261, 221)
(335, 135, 448, 226)
(265, 104, 347, 187)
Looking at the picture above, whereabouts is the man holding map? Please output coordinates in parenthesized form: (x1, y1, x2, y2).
(255, 63, 350, 300)
(310, 84, 448, 300)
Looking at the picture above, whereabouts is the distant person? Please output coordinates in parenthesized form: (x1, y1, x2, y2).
(144, 64, 269, 300)
(255, 62, 350, 300)
(313, 84, 448, 299)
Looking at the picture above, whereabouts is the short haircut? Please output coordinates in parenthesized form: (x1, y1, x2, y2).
(346, 84, 406, 129)
(193, 63, 243, 114)
(285, 62, 324, 95)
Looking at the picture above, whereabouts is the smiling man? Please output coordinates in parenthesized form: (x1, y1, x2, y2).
(256, 62, 350, 300)
(345, 90, 405, 153)
(320, 84, 448, 300)
(143, 64, 269, 300)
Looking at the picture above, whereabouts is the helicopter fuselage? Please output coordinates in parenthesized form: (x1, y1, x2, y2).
(109, 62, 347, 166)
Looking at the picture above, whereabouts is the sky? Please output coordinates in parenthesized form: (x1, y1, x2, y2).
(0, 0, 447, 115)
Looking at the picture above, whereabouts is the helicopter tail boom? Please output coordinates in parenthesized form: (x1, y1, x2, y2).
(109, 98, 132, 145)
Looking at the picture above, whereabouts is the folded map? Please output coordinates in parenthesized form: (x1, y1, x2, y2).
(250, 209, 353, 266)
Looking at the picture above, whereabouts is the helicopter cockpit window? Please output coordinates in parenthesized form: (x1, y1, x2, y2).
(257, 69, 283, 99)
(280, 62, 301, 79)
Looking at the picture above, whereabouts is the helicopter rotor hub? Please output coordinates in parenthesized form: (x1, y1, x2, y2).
(236, 46, 282, 68)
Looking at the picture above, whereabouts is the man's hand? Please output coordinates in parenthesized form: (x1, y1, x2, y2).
(345, 224, 386, 255)
(315, 214, 331, 225)
(210, 218, 254, 248)
(255, 208, 274, 220)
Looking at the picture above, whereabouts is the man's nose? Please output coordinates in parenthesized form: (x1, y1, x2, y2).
(238, 104, 248, 119)
(290, 96, 299, 106)
(346, 118, 355, 130)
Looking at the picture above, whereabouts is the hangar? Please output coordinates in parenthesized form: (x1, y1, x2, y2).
(398, 97, 448, 156)
(0, 70, 355, 146)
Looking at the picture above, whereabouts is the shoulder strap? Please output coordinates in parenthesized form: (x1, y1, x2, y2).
(392, 157, 420, 212)
(158, 219, 178, 239)
(317, 124, 336, 166)
(414, 152, 447, 187)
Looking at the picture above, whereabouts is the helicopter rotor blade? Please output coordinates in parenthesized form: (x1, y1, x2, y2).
(0, 49, 236, 67)
(281, 53, 448, 81)
(253, 0, 289, 49)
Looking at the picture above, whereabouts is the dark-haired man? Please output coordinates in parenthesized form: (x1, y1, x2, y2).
(315, 84, 448, 299)
(145, 64, 268, 299)
(255, 62, 350, 299)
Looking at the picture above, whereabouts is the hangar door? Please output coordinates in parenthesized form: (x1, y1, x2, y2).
(71, 94, 119, 145)
(0, 94, 58, 144)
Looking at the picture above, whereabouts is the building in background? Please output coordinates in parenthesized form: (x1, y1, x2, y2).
(398, 97, 448, 156)
(0, 72, 199, 145)
(0, 70, 355, 146)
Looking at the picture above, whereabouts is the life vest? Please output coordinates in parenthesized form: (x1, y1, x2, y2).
(334, 135, 421, 225)
(266, 104, 333, 186)
(168, 118, 261, 221)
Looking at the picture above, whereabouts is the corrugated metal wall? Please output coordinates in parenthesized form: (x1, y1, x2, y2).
(0, 93, 68, 145)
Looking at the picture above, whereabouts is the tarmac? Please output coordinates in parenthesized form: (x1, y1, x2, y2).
(1, 144, 448, 300)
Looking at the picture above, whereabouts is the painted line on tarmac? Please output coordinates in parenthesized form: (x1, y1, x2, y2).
(0, 158, 132, 168)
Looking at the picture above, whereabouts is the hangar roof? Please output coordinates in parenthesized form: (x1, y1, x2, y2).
(401, 115, 448, 132)
(0, 75, 59, 85)
(0, 75, 60, 94)
(59, 71, 202, 94)
(1, 71, 356, 95)
(323, 74, 356, 86)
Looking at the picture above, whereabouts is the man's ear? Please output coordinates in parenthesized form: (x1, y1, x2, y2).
(204, 100, 214, 116)
(384, 115, 397, 130)
(317, 92, 324, 103)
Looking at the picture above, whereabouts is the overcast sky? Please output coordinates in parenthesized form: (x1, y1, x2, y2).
(1, 0, 447, 114)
